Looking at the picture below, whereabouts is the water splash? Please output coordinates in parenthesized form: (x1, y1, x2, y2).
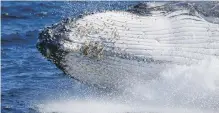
(36, 57, 219, 113)
(126, 57, 219, 109)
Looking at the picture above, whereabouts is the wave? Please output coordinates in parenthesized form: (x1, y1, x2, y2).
(1, 30, 39, 45)
(1, 13, 29, 19)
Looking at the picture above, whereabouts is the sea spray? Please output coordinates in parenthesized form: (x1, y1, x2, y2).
(37, 57, 219, 113)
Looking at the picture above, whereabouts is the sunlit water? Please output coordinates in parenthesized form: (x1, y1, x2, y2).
(1, 1, 219, 113)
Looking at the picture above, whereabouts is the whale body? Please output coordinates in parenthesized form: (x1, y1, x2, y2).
(37, 2, 219, 89)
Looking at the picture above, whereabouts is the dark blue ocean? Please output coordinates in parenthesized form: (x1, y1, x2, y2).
(1, 1, 140, 113)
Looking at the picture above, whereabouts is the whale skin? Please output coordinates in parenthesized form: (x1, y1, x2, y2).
(37, 2, 219, 89)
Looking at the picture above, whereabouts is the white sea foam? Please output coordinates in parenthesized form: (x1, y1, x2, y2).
(37, 57, 219, 113)
(37, 99, 215, 113)
(125, 57, 219, 109)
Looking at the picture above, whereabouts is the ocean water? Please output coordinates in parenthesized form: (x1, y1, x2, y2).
(1, 1, 219, 113)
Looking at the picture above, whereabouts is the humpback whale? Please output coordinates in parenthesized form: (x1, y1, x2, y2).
(37, 2, 219, 89)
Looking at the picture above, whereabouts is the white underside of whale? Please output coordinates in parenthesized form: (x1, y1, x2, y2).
(58, 10, 219, 89)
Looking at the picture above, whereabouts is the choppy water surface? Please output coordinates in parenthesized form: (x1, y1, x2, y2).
(1, 1, 219, 113)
